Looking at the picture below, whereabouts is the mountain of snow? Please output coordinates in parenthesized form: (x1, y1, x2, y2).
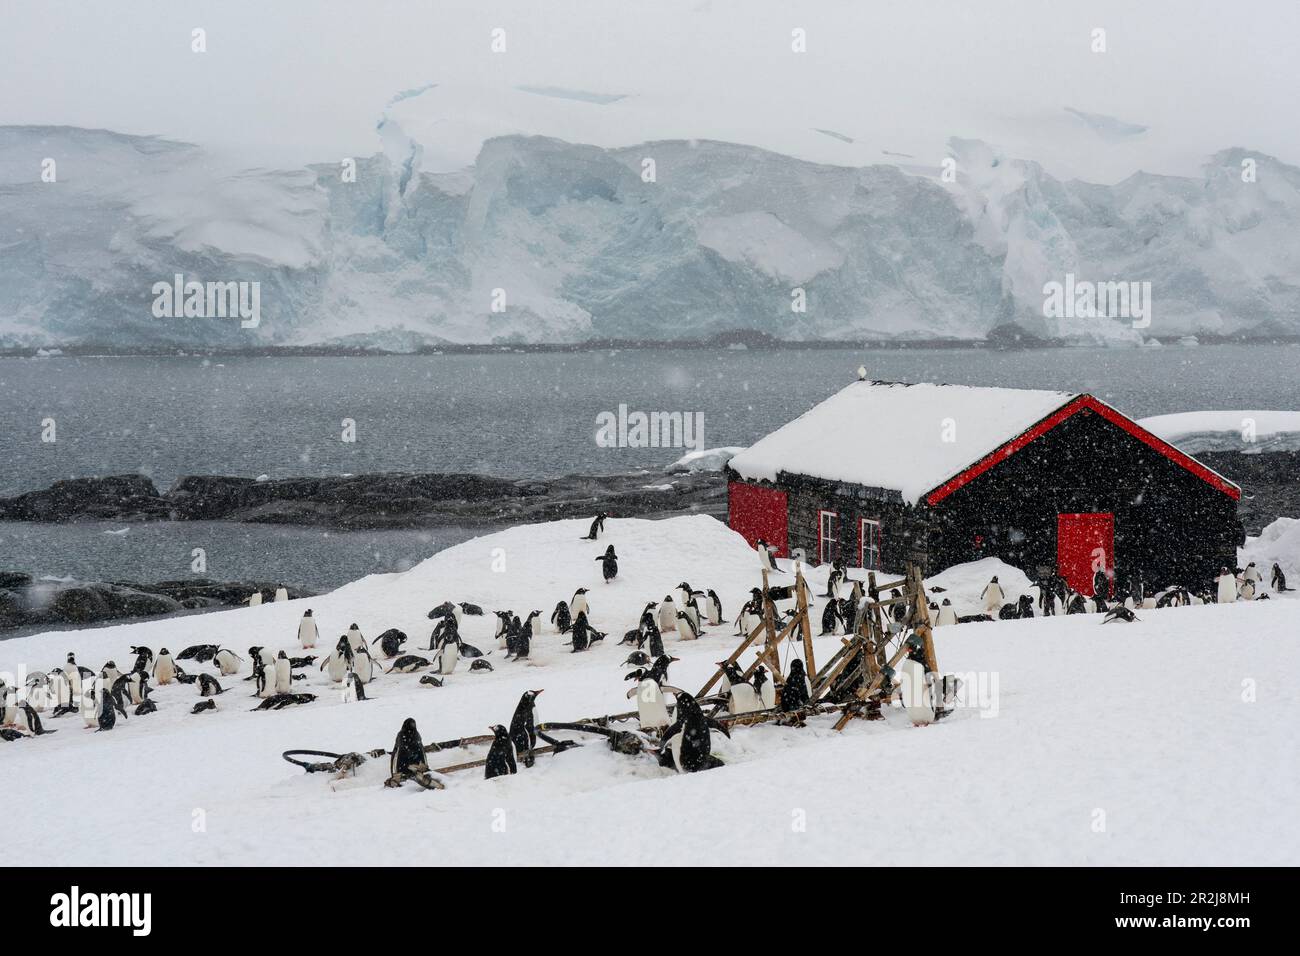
(4, 112, 1300, 348)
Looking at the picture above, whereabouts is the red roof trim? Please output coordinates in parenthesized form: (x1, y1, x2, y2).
(923, 395, 1241, 506)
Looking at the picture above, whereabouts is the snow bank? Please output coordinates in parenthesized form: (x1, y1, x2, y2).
(3, 515, 1298, 866)
(666, 446, 745, 474)
(728, 381, 1073, 503)
(1241, 517, 1300, 583)
(924, 557, 1035, 614)
(1138, 410, 1300, 453)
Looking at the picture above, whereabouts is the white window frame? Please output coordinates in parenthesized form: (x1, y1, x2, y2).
(818, 510, 839, 565)
(860, 518, 882, 570)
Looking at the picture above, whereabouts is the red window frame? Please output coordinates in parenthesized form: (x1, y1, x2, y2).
(817, 510, 839, 565)
(859, 518, 882, 569)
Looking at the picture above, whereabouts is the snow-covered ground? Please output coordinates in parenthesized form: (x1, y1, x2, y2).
(2, 515, 1297, 866)
(1138, 410, 1300, 453)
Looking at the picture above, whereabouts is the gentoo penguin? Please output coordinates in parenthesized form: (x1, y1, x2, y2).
(134, 699, 157, 716)
(1272, 563, 1290, 592)
(274, 586, 289, 602)
(643, 618, 665, 658)
(820, 601, 839, 635)
(704, 590, 724, 627)
(387, 655, 431, 674)
(459, 602, 485, 617)
(153, 648, 176, 685)
(484, 725, 518, 779)
(755, 538, 781, 574)
(124, 670, 148, 706)
(96, 686, 128, 732)
(192, 700, 217, 714)
(255, 661, 277, 699)
(1241, 578, 1257, 601)
(197, 673, 225, 697)
(513, 611, 540, 660)
(1215, 567, 1237, 604)
(1243, 562, 1261, 585)
(248, 590, 263, 607)
(298, 610, 318, 649)
(980, 577, 1004, 616)
(569, 588, 590, 620)
(1102, 606, 1140, 624)
(825, 559, 845, 598)
(213, 648, 242, 676)
(100, 661, 122, 691)
(622, 650, 652, 668)
(682, 597, 702, 633)
(470, 659, 494, 672)
(674, 610, 700, 641)
(509, 690, 543, 768)
(493, 611, 513, 649)
(372, 628, 407, 659)
(550, 601, 572, 634)
(274, 651, 293, 694)
(342, 670, 368, 702)
(660, 691, 729, 773)
(428, 613, 459, 649)
(177, 644, 219, 663)
(657, 595, 678, 634)
(390, 718, 428, 781)
(431, 635, 460, 675)
(935, 599, 958, 627)
(1017, 594, 1035, 619)
(568, 611, 598, 652)
(625, 655, 677, 730)
(735, 594, 761, 637)
(320, 636, 353, 683)
(353, 643, 376, 683)
(779, 659, 811, 724)
(581, 512, 608, 540)
(345, 623, 366, 652)
(720, 662, 760, 715)
(129, 646, 153, 673)
(596, 545, 618, 582)
(752, 664, 776, 710)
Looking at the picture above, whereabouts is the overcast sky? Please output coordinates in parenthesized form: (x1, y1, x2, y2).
(2, 0, 1297, 173)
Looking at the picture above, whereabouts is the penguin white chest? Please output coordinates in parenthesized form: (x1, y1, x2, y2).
(675, 617, 696, 641)
(658, 604, 676, 632)
(438, 643, 459, 675)
(326, 654, 347, 682)
(635, 680, 670, 729)
(274, 659, 292, 693)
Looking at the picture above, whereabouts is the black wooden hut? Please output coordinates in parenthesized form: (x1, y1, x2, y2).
(726, 380, 1242, 595)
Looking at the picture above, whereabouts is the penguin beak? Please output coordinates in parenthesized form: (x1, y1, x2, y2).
(533, 689, 544, 696)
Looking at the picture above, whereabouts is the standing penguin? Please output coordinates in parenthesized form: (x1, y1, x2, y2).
(320, 636, 353, 683)
(980, 577, 1004, 616)
(484, 725, 518, 779)
(274, 586, 289, 603)
(153, 648, 177, 685)
(674, 610, 700, 641)
(820, 601, 839, 635)
(1215, 567, 1237, 604)
(298, 610, 319, 649)
(513, 611, 540, 660)
(273, 651, 293, 694)
(935, 599, 958, 627)
(643, 618, 666, 658)
(509, 690, 544, 768)
(625, 655, 677, 730)
(704, 590, 724, 627)
(581, 512, 608, 540)
(345, 623, 366, 652)
(1243, 562, 1261, 586)
(780, 659, 811, 724)
(248, 590, 263, 607)
(660, 691, 730, 773)
(353, 643, 376, 683)
(568, 611, 597, 652)
(752, 664, 776, 710)
(431, 634, 460, 675)
(1273, 563, 1291, 592)
(390, 718, 428, 782)
(825, 559, 845, 598)
(569, 588, 590, 620)
(657, 595, 678, 634)
(493, 611, 513, 649)
(596, 545, 619, 583)
(96, 685, 128, 732)
(550, 601, 572, 634)
(197, 673, 225, 697)
(719, 663, 760, 715)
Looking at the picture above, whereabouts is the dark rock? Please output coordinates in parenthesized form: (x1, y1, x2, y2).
(0, 571, 33, 589)
(0, 475, 165, 522)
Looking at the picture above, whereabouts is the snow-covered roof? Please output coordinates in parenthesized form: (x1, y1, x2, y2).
(727, 380, 1077, 504)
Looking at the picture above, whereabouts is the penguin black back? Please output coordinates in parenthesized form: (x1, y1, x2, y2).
(484, 725, 517, 779)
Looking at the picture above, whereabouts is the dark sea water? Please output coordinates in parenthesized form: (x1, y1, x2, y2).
(2, 345, 1297, 590)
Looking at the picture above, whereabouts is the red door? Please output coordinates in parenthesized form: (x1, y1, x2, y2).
(1057, 513, 1114, 596)
(728, 481, 789, 556)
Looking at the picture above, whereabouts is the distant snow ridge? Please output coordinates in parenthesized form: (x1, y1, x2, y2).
(4, 117, 1300, 348)
(1138, 411, 1300, 453)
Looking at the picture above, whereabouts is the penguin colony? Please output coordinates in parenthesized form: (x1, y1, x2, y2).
(5, 514, 1286, 792)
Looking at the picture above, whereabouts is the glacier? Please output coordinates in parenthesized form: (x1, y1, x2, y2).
(3, 113, 1300, 348)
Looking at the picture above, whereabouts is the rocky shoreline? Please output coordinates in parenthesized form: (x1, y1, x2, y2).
(0, 469, 727, 529)
(0, 573, 314, 632)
